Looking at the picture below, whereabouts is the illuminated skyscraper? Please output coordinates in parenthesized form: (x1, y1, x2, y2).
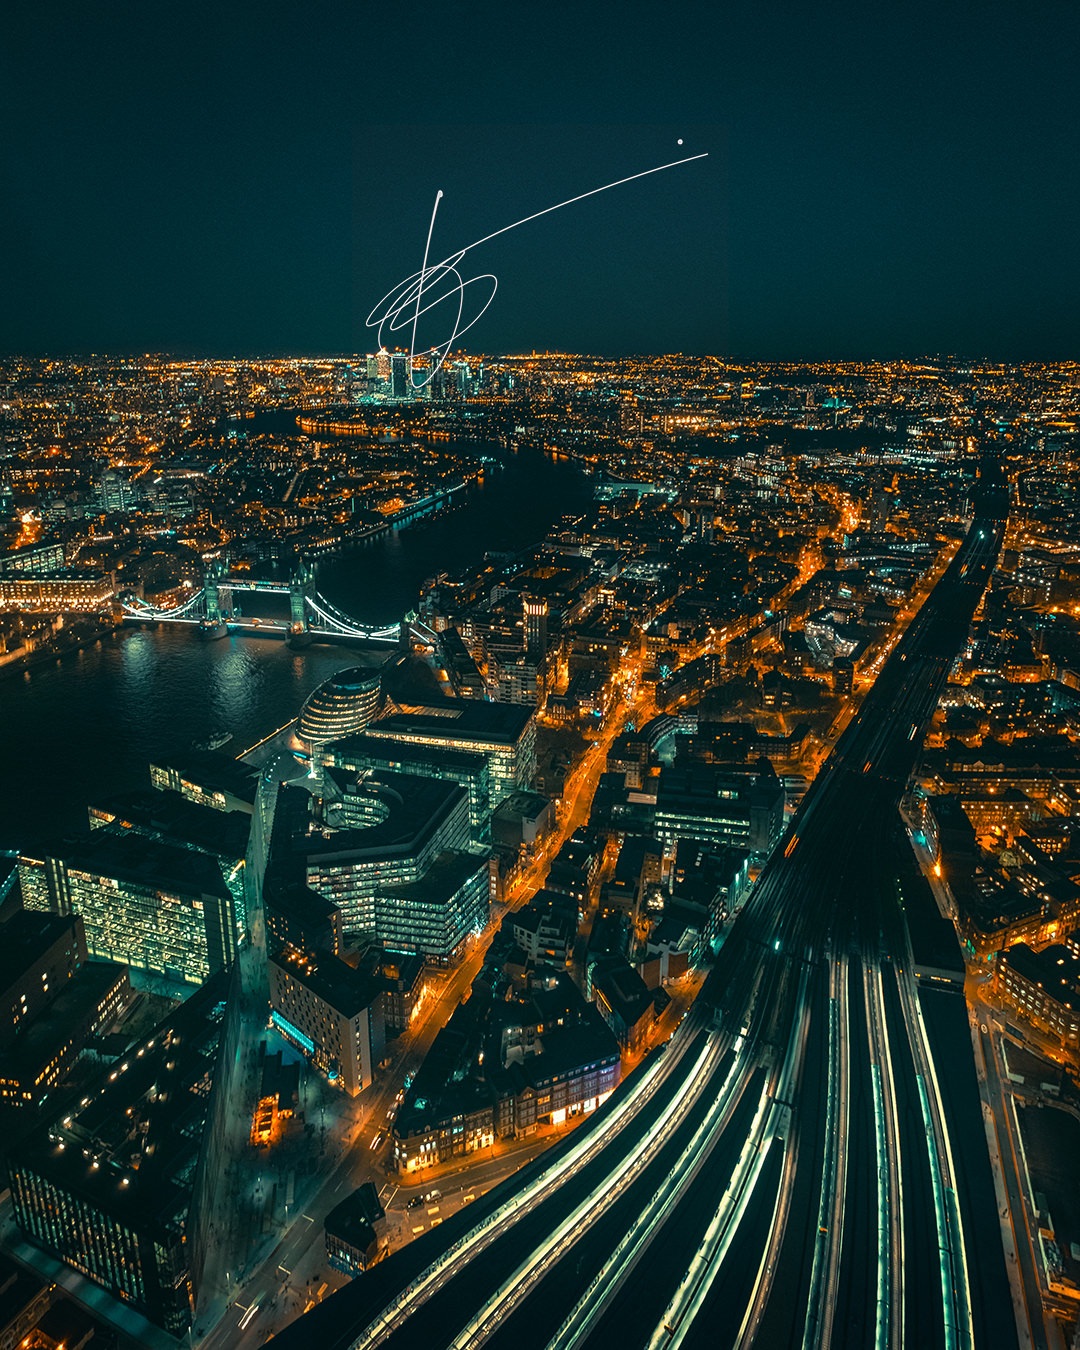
(524, 594, 548, 662)
(390, 352, 409, 399)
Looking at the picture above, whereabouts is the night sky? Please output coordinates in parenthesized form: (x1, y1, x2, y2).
(1, 1, 1076, 359)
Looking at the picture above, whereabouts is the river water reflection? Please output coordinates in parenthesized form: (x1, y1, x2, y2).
(0, 442, 590, 849)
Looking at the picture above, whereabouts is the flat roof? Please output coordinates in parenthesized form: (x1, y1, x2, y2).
(9, 970, 230, 1236)
(271, 945, 379, 1019)
(293, 772, 467, 865)
(149, 750, 260, 802)
(1003, 943, 1080, 1006)
(0, 911, 78, 993)
(326, 733, 489, 776)
(378, 849, 489, 906)
(28, 830, 231, 902)
(90, 787, 251, 859)
(368, 699, 534, 746)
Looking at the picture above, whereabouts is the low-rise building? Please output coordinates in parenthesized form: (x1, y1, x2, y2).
(324, 1184, 386, 1276)
(592, 958, 656, 1055)
(391, 968, 620, 1173)
(995, 942, 1080, 1049)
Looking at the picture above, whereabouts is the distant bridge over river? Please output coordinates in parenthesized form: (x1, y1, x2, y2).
(120, 560, 430, 644)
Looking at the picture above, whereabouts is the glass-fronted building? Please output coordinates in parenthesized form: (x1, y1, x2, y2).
(265, 773, 489, 961)
(19, 832, 237, 986)
(298, 666, 383, 751)
(6, 974, 231, 1336)
(322, 734, 492, 842)
(362, 700, 536, 813)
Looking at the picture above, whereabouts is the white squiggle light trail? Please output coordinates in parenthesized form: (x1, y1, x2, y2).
(366, 151, 709, 390)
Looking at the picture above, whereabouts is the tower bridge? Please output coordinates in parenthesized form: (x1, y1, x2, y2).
(120, 559, 407, 643)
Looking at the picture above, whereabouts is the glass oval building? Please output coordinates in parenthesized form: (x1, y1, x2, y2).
(298, 666, 383, 750)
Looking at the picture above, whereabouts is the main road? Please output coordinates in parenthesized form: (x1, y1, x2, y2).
(268, 463, 1018, 1350)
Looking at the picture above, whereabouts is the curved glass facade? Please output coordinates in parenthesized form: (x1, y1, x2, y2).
(298, 666, 383, 749)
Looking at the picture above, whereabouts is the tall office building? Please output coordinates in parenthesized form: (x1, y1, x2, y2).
(265, 775, 488, 962)
(97, 469, 136, 513)
(323, 734, 492, 842)
(389, 352, 410, 400)
(19, 832, 237, 986)
(6, 972, 235, 1336)
(269, 945, 384, 1096)
(653, 764, 785, 858)
(524, 594, 549, 662)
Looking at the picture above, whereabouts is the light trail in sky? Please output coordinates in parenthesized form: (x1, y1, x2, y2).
(366, 151, 709, 389)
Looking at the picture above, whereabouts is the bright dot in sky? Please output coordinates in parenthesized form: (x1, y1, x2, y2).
(677, 139, 684, 145)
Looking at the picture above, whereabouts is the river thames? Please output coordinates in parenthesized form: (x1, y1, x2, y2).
(0, 440, 591, 849)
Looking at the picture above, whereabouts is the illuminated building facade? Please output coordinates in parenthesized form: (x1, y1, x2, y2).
(994, 941, 1080, 1049)
(19, 832, 237, 986)
(391, 969, 620, 1173)
(269, 945, 384, 1096)
(0, 539, 65, 575)
(653, 764, 785, 857)
(266, 775, 489, 961)
(363, 700, 537, 813)
(298, 666, 383, 751)
(0, 571, 113, 612)
(325, 1184, 385, 1276)
(0, 910, 130, 1109)
(324, 734, 492, 842)
(147, 750, 259, 815)
(6, 974, 232, 1336)
(389, 352, 409, 399)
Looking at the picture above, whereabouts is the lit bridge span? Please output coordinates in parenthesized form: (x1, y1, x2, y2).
(121, 560, 415, 643)
(269, 466, 1018, 1350)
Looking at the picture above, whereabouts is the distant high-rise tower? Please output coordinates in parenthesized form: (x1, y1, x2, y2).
(390, 352, 409, 400)
(376, 348, 391, 384)
(523, 594, 548, 662)
(98, 468, 136, 513)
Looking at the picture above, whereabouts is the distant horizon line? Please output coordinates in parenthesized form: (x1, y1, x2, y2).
(0, 348, 1076, 367)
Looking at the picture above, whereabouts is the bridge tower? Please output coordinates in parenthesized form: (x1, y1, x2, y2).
(203, 558, 231, 623)
(290, 558, 314, 634)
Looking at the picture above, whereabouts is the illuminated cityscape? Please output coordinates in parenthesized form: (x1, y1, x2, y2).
(1, 4, 1079, 1350)
(1, 344, 1078, 1350)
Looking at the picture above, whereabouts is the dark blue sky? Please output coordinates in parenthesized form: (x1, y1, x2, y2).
(1, 1, 1076, 359)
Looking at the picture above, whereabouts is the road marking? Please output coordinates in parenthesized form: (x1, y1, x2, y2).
(302, 1214, 314, 1223)
(412, 1225, 425, 1234)
(427, 1206, 440, 1215)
